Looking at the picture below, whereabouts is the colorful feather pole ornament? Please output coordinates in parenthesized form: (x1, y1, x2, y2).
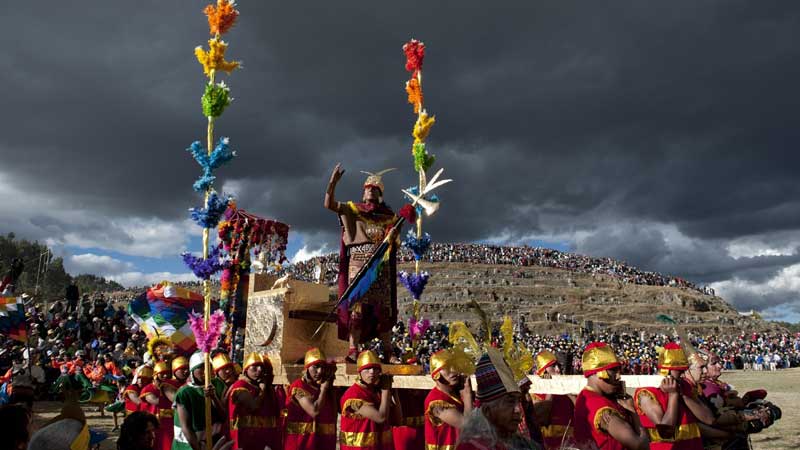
(189, 191, 231, 228)
(188, 310, 227, 353)
(408, 316, 430, 341)
(398, 270, 429, 300)
(402, 230, 431, 261)
(182, 246, 229, 280)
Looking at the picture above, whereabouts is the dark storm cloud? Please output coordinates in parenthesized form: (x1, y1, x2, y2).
(3, 1, 800, 310)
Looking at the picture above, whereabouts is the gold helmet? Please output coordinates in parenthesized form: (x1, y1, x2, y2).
(581, 342, 621, 379)
(304, 348, 327, 369)
(243, 352, 269, 372)
(137, 365, 154, 379)
(211, 353, 233, 373)
(535, 350, 558, 377)
(356, 350, 381, 372)
(658, 342, 689, 374)
(430, 349, 452, 380)
(171, 356, 189, 372)
(154, 361, 171, 376)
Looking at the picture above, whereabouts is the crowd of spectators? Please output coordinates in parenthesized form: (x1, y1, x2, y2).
(281, 243, 713, 295)
(385, 322, 800, 376)
(0, 295, 150, 401)
(1, 294, 797, 404)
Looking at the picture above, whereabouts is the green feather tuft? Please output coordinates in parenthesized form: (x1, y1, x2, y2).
(202, 82, 232, 118)
(412, 142, 436, 173)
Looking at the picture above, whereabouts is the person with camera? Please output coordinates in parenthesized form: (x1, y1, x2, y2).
(285, 348, 338, 450)
(531, 350, 575, 450)
(340, 350, 402, 450)
(633, 342, 714, 450)
(573, 342, 649, 450)
(424, 349, 473, 450)
(226, 352, 282, 450)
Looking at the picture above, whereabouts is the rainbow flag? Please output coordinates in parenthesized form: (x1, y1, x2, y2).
(0, 295, 27, 342)
(342, 241, 393, 309)
(128, 282, 204, 354)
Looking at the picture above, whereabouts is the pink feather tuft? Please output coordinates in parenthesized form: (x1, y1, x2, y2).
(189, 310, 227, 353)
(409, 317, 431, 340)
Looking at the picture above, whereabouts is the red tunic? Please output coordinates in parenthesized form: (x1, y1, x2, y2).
(394, 388, 426, 450)
(340, 381, 393, 450)
(634, 384, 703, 450)
(285, 378, 337, 450)
(532, 393, 575, 450)
(573, 387, 630, 450)
(227, 378, 283, 450)
(123, 384, 140, 416)
(424, 387, 464, 450)
(139, 383, 175, 450)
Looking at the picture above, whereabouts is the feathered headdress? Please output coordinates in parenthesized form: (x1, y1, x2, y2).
(499, 316, 534, 382)
(147, 336, 174, 361)
(361, 168, 397, 194)
(448, 321, 481, 375)
(468, 299, 492, 345)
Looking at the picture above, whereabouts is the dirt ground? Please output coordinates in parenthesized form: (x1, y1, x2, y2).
(30, 368, 800, 450)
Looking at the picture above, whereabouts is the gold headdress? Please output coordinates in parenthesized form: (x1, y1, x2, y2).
(535, 350, 558, 377)
(243, 352, 267, 371)
(448, 321, 480, 375)
(171, 356, 189, 372)
(137, 365, 154, 379)
(154, 361, 171, 376)
(581, 342, 621, 379)
(211, 353, 233, 372)
(304, 347, 326, 369)
(500, 316, 534, 382)
(361, 168, 396, 194)
(430, 349, 452, 380)
(658, 342, 689, 374)
(357, 350, 382, 372)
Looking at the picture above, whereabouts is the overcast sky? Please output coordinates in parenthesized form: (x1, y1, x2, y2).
(2, 1, 800, 321)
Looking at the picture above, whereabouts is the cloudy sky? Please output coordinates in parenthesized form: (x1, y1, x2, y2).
(2, 1, 800, 321)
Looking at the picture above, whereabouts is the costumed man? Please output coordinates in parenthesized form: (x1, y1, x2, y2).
(173, 352, 226, 450)
(455, 348, 536, 450)
(124, 366, 153, 417)
(340, 350, 402, 450)
(424, 349, 473, 450)
(226, 352, 282, 450)
(531, 351, 575, 450)
(573, 342, 648, 450)
(324, 164, 415, 363)
(285, 348, 338, 450)
(140, 361, 178, 450)
(171, 356, 190, 387)
(633, 342, 714, 450)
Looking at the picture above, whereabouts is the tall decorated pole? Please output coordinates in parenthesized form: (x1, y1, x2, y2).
(183, 1, 240, 449)
(399, 39, 448, 355)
